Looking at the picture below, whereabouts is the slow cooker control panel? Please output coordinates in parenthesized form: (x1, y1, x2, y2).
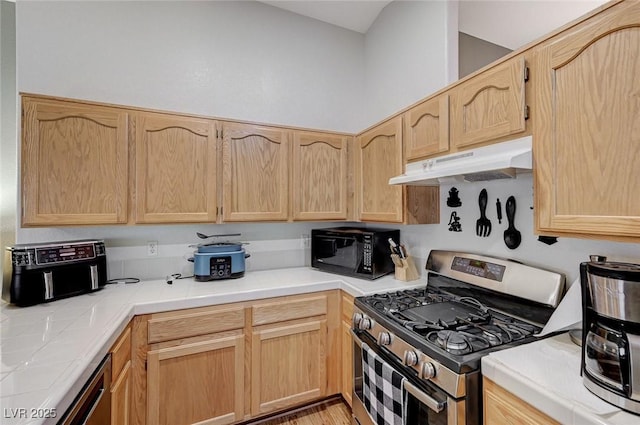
(209, 256, 232, 279)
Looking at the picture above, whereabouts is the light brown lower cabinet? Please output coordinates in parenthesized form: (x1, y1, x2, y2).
(146, 332, 245, 425)
(130, 291, 341, 425)
(483, 378, 560, 425)
(251, 318, 327, 416)
(340, 292, 354, 407)
(111, 325, 132, 425)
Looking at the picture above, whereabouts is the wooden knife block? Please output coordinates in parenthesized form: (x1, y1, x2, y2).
(391, 254, 420, 282)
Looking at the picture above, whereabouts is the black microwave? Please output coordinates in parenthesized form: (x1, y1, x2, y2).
(311, 227, 399, 279)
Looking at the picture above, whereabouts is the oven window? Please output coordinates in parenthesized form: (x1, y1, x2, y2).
(353, 334, 449, 425)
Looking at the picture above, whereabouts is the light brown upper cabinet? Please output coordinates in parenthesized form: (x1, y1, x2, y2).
(404, 94, 450, 161)
(134, 112, 217, 223)
(21, 96, 129, 226)
(450, 56, 527, 150)
(534, 0, 640, 239)
(355, 117, 405, 223)
(221, 123, 289, 222)
(292, 131, 349, 221)
(355, 117, 439, 224)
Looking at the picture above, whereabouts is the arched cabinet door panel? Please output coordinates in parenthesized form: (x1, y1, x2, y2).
(221, 123, 289, 222)
(404, 94, 450, 161)
(21, 96, 129, 225)
(292, 131, 349, 221)
(355, 117, 404, 223)
(135, 112, 217, 223)
(451, 56, 527, 150)
(534, 1, 640, 239)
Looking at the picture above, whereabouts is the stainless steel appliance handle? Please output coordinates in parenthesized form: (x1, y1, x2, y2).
(351, 330, 447, 414)
(80, 387, 106, 425)
(404, 380, 446, 413)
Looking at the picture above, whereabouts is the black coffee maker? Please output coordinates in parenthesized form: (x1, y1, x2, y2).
(580, 256, 640, 414)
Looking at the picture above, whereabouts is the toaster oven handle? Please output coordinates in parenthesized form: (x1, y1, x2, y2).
(351, 330, 447, 414)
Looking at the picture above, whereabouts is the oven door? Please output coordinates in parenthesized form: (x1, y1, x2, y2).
(351, 330, 467, 425)
(312, 234, 362, 272)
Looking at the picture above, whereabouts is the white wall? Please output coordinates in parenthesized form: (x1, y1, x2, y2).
(1, 0, 17, 289)
(459, 0, 608, 50)
(363, 0, 453, 126)
(16, 1, 365, 132)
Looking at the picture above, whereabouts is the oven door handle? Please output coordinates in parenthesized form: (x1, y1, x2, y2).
(404, 380, 446, 413)
(351, 329, 447, 414)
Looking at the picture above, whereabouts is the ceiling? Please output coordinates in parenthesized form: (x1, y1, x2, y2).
(261, 0, 608, 49)
(260, 1, 392, 33)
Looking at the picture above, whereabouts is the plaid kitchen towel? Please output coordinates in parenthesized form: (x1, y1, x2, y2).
(362, 342, 406, 425)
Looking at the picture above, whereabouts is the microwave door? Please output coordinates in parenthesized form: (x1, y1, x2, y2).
(314, 236, 358, 268)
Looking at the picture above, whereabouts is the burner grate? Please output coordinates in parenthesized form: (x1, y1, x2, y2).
(401, 301, 488, 325)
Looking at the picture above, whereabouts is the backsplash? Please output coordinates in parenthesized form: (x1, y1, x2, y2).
(398, 174, 640, 285)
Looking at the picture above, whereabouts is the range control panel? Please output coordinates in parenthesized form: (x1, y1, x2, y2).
(209, 256, 232, 279)
(452, 256, 506, 282)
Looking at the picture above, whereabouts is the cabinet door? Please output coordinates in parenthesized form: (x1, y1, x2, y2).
(404, 95, 450, 161)
(292, 131, 348, 221)
(534, 2, 640, 239)
(111, 362, 131, 425)
(451, 56, 526, 149)
(251, 319, 327, 416)
(484, 378, 560, 425)
(135, 113, 217, 223)
(340, 293, 354, 407)
(355, 117, 404, 222)
(222, 123, 289, 221)
(147, 334, 245, 425)
(21, 97, 128, 225)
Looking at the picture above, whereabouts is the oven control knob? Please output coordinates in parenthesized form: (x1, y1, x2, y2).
(403, 350, 419, 367)
(352, 312, 363, 329)
(359, 317, 374, 331)
(420, 362, 437, 379)
(377, 332, 392, 346)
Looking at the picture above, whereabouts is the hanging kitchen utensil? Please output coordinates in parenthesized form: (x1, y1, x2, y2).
(448, 211, 462, 232)
(447, 187, 462, 207)
(496, 198, 503, 224)
(504, 196, 522, 249)
(476, 189, 491, 237)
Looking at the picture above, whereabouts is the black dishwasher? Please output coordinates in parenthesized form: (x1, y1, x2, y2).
(58, 354, 111, 425)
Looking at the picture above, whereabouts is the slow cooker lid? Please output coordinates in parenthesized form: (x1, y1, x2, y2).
(587, 261, 640, 281)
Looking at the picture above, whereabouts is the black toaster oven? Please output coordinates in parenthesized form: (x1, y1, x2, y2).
(4, 239, 107, 306)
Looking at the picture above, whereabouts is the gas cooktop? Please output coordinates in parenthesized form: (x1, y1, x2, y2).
(353, 250, 566, 373)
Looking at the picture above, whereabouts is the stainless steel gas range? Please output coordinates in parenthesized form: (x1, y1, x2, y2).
(351, 250, 565, 425)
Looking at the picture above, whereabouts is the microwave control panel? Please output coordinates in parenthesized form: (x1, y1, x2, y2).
(363, 235, 372, 272)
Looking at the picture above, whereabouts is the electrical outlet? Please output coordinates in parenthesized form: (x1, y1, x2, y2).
(147, 241, 158, 256)
(301, 234, 310, 248)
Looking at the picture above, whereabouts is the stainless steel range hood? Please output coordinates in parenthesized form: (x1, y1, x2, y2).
(389, 136, 532, 186)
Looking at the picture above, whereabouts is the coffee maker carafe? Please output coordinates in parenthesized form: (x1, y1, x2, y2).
(580, 258, 640, 414)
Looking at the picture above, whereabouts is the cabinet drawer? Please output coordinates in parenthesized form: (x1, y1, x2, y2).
(252, 295, 327, 326)
(148, 306, 245, 344)
(111, 326, 131, 381)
